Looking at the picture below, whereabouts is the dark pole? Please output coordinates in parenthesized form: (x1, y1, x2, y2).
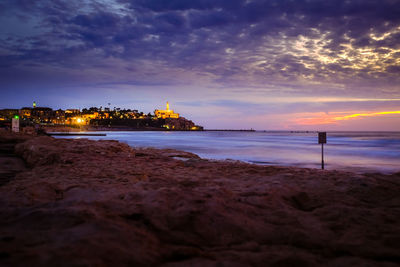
(321, 143, 324, 170)
(318, 132, 326, 170)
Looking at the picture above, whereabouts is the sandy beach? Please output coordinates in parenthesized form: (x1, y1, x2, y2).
(0, 131, 399, 266)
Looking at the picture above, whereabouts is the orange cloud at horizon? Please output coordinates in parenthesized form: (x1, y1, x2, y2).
(334, 111, 400, 120)
(295, 111, 400, 126)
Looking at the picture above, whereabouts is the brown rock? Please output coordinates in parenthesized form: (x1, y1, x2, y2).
(0, 135, 399, 266)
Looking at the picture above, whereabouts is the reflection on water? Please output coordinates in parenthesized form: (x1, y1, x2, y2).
(57, 131, 400, 174)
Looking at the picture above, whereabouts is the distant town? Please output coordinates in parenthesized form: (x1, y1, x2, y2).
(0, 101, 203, 131)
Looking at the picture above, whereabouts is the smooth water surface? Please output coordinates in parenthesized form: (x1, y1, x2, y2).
(56, 131, 400, 174)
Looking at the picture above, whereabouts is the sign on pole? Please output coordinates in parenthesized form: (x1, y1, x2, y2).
(318, 132, 327, 169)
(12, 117, 20, 133)
(318, 132, 326, 144)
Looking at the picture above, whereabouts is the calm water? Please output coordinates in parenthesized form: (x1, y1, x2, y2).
(56, 131, 400, 174)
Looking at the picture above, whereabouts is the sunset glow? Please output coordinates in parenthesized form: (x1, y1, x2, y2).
(334, 111, 400, 121)
(295, 111, 400, 126)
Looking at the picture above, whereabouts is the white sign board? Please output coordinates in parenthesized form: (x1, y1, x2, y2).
(12, 118, 19, 133)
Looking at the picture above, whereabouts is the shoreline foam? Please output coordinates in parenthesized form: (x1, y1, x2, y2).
(0, 133, 399, 266)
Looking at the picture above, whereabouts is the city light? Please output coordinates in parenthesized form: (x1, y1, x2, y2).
(0, 104, 203, 130)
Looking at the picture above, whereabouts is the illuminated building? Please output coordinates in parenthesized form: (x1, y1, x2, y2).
(19, 107, 32, 118)
(0, 109, 19, 120)
(52, 109, 65, 124)
(66, 113, 97, 125)
(31, 107, 54, 123)
(65, 109, 80, 115)
(154, 102, 179, 119)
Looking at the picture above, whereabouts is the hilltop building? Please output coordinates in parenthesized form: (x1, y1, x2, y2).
(154, 102, 179, 119)
(19, 107, 32, 118)
(65, 109, 80, 115)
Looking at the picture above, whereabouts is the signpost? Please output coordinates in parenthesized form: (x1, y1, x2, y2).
(318, 132, 327, 169)
(12, 116, 20, 133)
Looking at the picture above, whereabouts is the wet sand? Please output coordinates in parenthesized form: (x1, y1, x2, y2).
(0, 132, 399, 266)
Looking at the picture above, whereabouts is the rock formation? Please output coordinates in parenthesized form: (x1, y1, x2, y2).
(0, 133, 399, 266)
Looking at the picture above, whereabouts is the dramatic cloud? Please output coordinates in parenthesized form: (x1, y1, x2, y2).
(0, 0, 399, 129)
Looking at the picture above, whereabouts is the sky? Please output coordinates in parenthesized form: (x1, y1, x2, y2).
(0, 0, 400, 130)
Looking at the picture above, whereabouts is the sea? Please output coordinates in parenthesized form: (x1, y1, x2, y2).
(55, 131, 400, 174)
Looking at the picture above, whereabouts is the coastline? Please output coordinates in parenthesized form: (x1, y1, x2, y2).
(0, 131, 399, 266)
(43, 126, 255, 132)
(42, 125, 198, 132)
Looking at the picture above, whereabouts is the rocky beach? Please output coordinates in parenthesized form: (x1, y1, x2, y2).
(0, 131, 399, 266)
